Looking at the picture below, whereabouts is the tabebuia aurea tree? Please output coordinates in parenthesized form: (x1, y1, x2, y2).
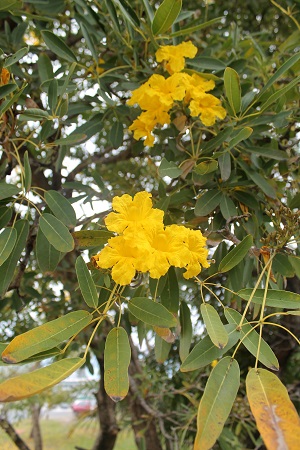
(0, 0, 300, 448)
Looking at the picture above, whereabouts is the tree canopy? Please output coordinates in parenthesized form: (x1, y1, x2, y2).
(0, 0, 300, 449)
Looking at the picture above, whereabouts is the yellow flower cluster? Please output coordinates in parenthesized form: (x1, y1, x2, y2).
(128, 41, 226, 147)
(92, 191, 209, 286)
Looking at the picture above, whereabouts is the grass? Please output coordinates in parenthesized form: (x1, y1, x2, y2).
(0, 418, 137, 449)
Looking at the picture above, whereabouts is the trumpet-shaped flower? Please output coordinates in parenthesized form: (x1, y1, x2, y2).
(181, 228, 210, 279)
(92, 235, 147, 286)
(105, 191, 164, 234)
(184, 73, 216, 103)
(189, 93, 227, 126)
(156, 41, 197, 74)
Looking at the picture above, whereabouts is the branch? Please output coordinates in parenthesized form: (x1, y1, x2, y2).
(0, 416, 31, 450)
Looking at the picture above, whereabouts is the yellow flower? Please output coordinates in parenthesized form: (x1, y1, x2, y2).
(181, 228, 210, 279)
(135, 225, 190, 279)
(0, 68, 10, 85)
(92, 235, 147, 286)
(189, 93, 227, 126)
(156, 41, 198, 74)
(105, 191, 165, 234)
(184, 73, 216, 103)
(148, 73, 187, 108)
(129, 108, 171, 147)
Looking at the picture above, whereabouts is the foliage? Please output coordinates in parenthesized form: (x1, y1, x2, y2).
(0, 0, 300, 449)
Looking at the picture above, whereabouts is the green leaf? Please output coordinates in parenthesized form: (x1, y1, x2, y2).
(0, 207, 12, 229)
(225, 308, 279, 370)
(80, 22, 99, 62)
(39, 213, 74, 253)
(0, 83, 27, 117)
(0, 220, 29, 298)
(239, 161, 277, 199)
(0, 0, 21, 11)
(72, 230, 114, 247)
(180, 324, 240, 372)
(227, 127, 253, 149)
(4, 47, 29, 68)
(0, 358, 85, 402)
(52, 134, 87, 146)
(218, 152, 231, 181)
(109, 120, 124, 148)
(104, 327, 131, 402)
(194, 357, 240, 450)
(155, 334, 171, 363)
(2, 311, 92, 363)
(194, 159, 218, 176)
(128, 297, 177, 328)
(158, 158, 182, 178)
(0, 83, 17, 100)
(38, 53, 54, 83)
(201, 304, 228, 349)
(152, 0, 182, 35)
(179, 301, 193, 362)
(105, 0, 121, 33)
(188, 56, 226, 72)
(160, 266, 179, 314)
(114, 0, 140, 28)
(195, 190, 222, 217)
(19, 108, 50, 122)
(0, 228, 17, 266)
(0, 182, 20, 200)
(75, 256, 98, 309)
(260, 75, 300, 112)
(36, 227, 63, 272)
(201, 127, 233, 154)
(169, 17, 222, 38)
(48, 78, 58, 112)
(41, 30, 77, 63)
(44, 190, 77, 228)
(237, 289, 300, 310)
(245, 146, 287, 161)
(272, 253, 295, 277)
(220, 195, 237, 220)
(219, 235, 253, 273)
(224, 67, 241, 115)
(257, 52, 300, 99)
(23, 150, 32, 192)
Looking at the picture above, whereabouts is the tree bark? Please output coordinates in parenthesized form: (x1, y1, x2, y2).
(30, 403, 43, 450)
(0, 416, 31, 450)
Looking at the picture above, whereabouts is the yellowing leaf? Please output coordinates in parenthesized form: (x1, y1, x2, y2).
(104, 327, 131, 402)
(246, 369, 300, 450)
(0, 358, 85, 402)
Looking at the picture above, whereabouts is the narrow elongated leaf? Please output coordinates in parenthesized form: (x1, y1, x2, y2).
(220, 195, 236, 220)
(0, 182, 20, 200)
(76, 256, 98, 309)
(48, 78, 58, 112)
(194, 357, 240, 450)
(44, 190, 77, 228)
(39, 213, 74, 253)
(128, 297, 177, 328)
(225, 308, 279, 370)
(23, 150, 32, 192)
(152, 0, 182, 35)
(0, 207, 12, 228)
(80, 22, 98, 61)
(0, 0, 21, 11)
(246, 368, 300, 449)
(0, 83, 27, 117)
(238, 288, 300, 309)
(72, 230, 114, 247)
(155, 334, 171, 363)
(4, 47, 29, 67)
(260, 75, 300, 112)
(0, 220, 29, 298)
(19, 108, 50, 121)
(170, 17, 222, 38)
(228, 127, 253, 149)
(195, 190, 222, 216)
(161, 266, 179, 314)
(104, 327, 131, 402)
(0, 358, 85, 402)
(36, 227, 63, 272)
(181, 324, 240, 372)
(2, 311, 92, 364)
(224, 67, 241, 114)
(0, 228, 17, 266)
(41, 30, 77, 63)
(218, 152, 231, 181)
(243, 168, 277, 199)
(105, 0, 121, 33)
(219, 235, 253, 272)
(179, 301, 193, 362)
(201, 127, 233, 153)
(114, 0, 140, 27)
(0, 83, 17, 100)
(201, 304, 228, 349)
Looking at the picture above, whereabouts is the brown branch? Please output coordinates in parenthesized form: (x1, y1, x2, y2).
(0, 416, 31, 450)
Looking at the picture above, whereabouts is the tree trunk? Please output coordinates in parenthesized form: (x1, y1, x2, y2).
(91, 354, 119, 450)
(0, 416, 31, 450)
(30, 403, 43, 450)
